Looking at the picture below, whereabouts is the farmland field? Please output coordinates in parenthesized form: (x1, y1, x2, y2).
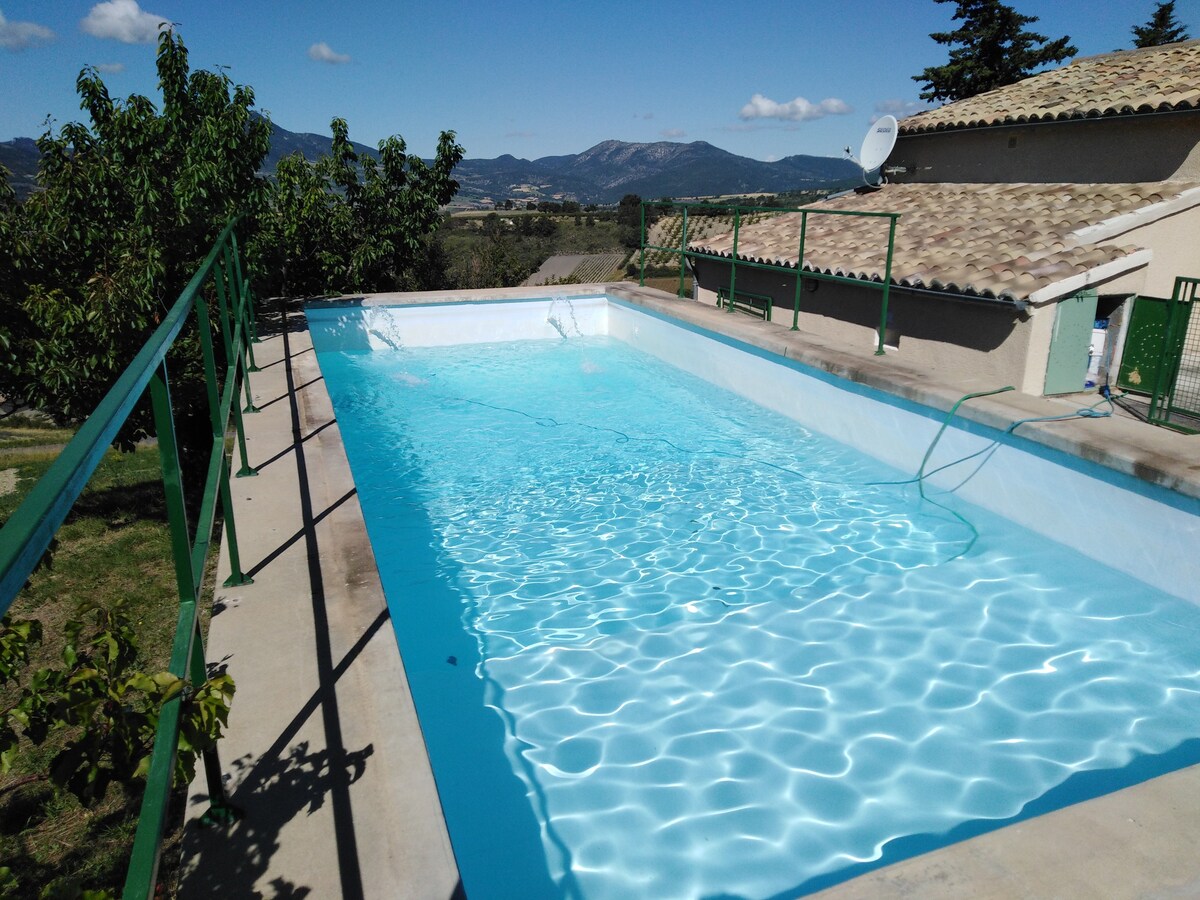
(523, 252, 626, 285)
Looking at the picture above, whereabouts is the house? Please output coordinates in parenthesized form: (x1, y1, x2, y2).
(687, 40, 1200, 396)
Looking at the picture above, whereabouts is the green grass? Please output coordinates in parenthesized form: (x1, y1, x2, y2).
(1, 437, 196, 899)
(547, 218, 622, 254)
(642, 274, 695, 296)
(439, 216, 625, 288)
(0, 425, 76, 451)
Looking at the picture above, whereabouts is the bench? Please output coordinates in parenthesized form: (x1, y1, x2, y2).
(717, 286, 773, 322)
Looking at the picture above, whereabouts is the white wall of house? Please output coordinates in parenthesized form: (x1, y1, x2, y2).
(692, 259, 1038, 390)
(1097, 206, 1200, 299)
(889, 114, 1200, 184)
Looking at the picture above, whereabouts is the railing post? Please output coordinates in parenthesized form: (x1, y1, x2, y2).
(227, 241, 260, 373)
(229, 230, 261, 346)
(194, 295, 225, 438)
(149, 360, 197, 603)
(189, 616, 240, 824)
(124, 359, 207, 899)
(791, 210, 809, 331)
(214, 251, 259, 415)
(727, 207, 741, 312)
(211, 257, 260, 469)
(639, 202, 647, 286)
(219, 451, 253, 586)
(677, 206, 689, 298)
(876, 215, 899, 356)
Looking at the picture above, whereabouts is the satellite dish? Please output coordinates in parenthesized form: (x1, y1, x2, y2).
(859, 115, 898, 173)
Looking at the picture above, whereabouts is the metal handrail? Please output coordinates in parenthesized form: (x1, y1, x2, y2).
(639, 200, 901, 355)
(0, 216, 259, 899)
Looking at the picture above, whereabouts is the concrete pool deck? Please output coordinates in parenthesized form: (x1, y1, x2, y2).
(180, 282, 1200, 898)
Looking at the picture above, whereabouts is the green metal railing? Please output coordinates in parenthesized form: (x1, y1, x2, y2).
(0, 217, 260, 898)
(639, 200, 901, 355)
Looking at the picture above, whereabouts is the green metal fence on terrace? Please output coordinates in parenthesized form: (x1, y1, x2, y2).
(639, 200, 901, 355)
(1117, 276, 1200, 433)
(0, 217, 259, 898)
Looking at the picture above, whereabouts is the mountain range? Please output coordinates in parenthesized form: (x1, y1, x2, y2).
(452, 139, 858, 205)
(3, 120, 860, 205)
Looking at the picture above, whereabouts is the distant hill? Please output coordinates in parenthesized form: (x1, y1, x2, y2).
(1, 121, 859, 205)
(255, 114, 380, 172)
(454, 139, 859, 205)
(0, 138, 39, 199)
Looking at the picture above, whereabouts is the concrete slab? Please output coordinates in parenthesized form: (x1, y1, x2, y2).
(178, 304, 460, 899)
(810, 762, 1200, 900)
(181, 283, 1200, 899)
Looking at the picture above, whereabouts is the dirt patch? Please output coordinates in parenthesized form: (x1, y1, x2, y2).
(0, 467, 17, 496)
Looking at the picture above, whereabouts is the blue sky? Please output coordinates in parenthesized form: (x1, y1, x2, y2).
(1, 0, 1196, 162)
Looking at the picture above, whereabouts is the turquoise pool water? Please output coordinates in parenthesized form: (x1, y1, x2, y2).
(313, 323, 1200, 899)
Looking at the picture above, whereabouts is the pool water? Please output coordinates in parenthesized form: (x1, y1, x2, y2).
(315, 329, 1200, 899)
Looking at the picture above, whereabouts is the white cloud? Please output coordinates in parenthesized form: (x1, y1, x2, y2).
(660, 128, 686, 139)
(81, 0, 168, 44)
(0, 10, 55, 50)
(873, 98, 930, 120)
(308, 41, 350, 64)
(739, 93, 852, 122)
(96, 62, 125, 73)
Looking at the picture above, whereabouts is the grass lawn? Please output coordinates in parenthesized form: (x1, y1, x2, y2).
(1, 432, 204, 898)
(641, 274, 694, 296)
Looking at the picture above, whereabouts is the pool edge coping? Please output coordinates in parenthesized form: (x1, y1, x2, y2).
(178, 304, 462, 899)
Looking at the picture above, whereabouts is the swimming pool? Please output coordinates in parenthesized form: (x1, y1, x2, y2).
(309, 295, 1200, 899)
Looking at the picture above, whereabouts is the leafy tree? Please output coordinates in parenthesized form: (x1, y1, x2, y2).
(530, 213, 558, 238)
(257, 119, 464, 297)
(0, 32, 270, 441)
(0, 603, 234, 898)
(617, 193, 647, 248)
(453, 220, 527, 288)
(913, 0, 1077, 102)
(1131, 1, 1190, 47)
(1, 603, 234, 805)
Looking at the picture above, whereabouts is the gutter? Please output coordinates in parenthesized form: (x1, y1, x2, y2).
(690, 250, 1029, 310)
(898, 105, 1200, 138)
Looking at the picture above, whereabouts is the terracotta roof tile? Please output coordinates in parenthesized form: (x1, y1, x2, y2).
(901, 40, 1200, 134)
(689, 182, 1200, 302)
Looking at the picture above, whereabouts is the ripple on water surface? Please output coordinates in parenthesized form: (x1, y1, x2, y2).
(319, 333, 1200, 900)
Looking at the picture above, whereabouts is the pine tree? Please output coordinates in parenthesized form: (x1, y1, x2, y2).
(913, 0, 1077, 103)
(1131, 1, 1190, 48)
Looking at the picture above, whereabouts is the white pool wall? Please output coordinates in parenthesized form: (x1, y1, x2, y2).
(350, 297, 608, 350)
(309, 296, 1200, 603)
